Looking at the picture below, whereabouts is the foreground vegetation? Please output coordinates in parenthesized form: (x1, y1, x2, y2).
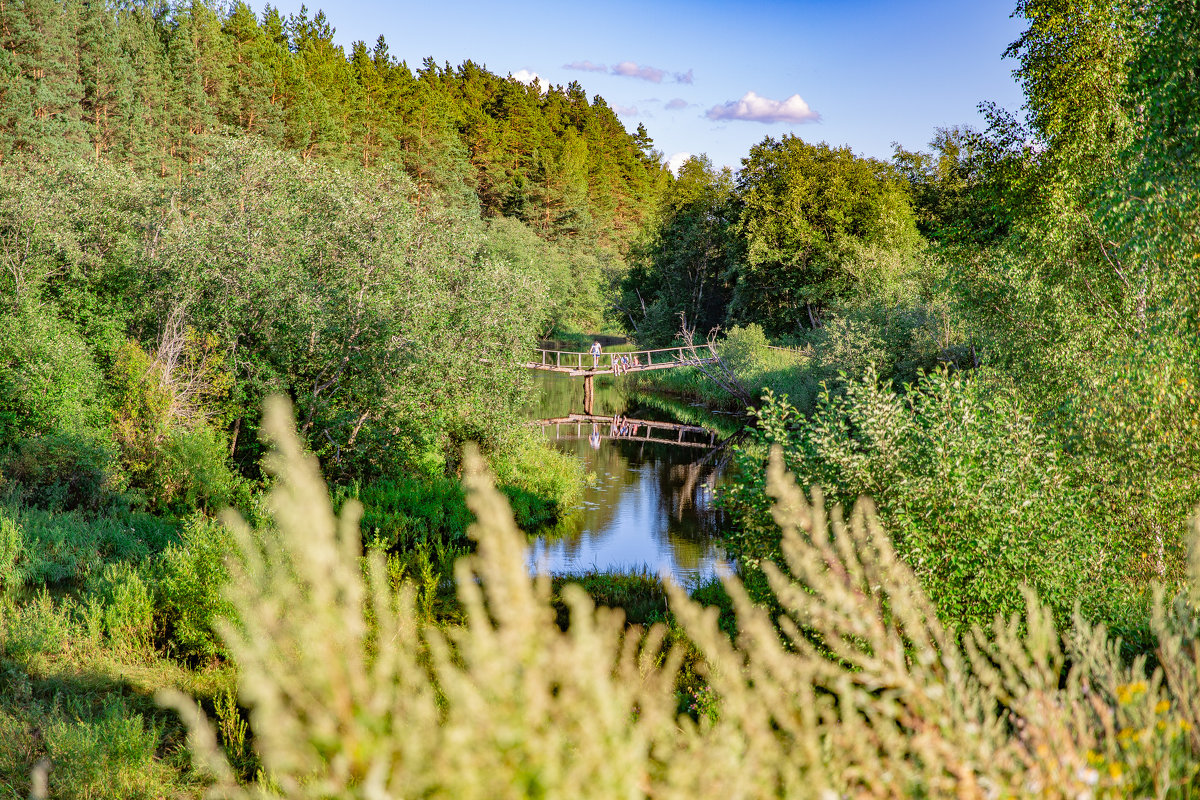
(142, 403, 1200, 797)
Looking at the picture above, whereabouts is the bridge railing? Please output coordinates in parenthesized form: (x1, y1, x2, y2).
(533, 343, 717, 370)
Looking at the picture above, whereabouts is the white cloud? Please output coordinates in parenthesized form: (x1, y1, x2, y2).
(564, 60, 607, 72)
(613, 104, 639, 117)
(511, 69, 544, 88)
(673, 69, 694, 85)
(612, 61, 666, 83)
(665, 98, 688, 110)
(706, 91, 820, 124)
(666, 152, 693, 175)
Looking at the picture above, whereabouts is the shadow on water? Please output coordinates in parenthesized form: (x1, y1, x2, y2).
(527, 370, 743, 584)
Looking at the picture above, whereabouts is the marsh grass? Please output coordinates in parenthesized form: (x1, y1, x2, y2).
(0, 580, 234, 799)
(0, 503, 176, 590)
(161, 397, 1200, 798)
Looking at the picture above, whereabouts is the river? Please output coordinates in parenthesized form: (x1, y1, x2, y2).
(525, 370, 737, 585)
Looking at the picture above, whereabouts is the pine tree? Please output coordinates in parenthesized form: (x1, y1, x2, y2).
(77, 0, 135, 161)
(0, 0, 88, 160)
(224, 1, 283, 143)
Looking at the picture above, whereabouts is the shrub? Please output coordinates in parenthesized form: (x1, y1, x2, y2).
(160, 426, 248, 514)
(94, 562, 155, 654)
(0, 590, 75, 665)
(152, 515, 235, 661)
(718, 323, 770, 375)
(0, 434, 114, 512)
(0, 512, 20, 593)
(723, 367, 1124, 630)
(110, 340, 244, 515)
(44, 696, 178, 800)
(0, 307, 106, 443)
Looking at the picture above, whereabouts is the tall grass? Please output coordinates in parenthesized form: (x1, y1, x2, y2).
(0, 503, 175, 589)
(163, 397, 1200, 798)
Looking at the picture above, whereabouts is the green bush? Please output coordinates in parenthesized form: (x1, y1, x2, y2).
(93, 562, 155, 653)
(489, 433, 584, 530)
(0, 306, 106, 444)
(1, 433, 114, 512)
(0, 589, 75, 664)
(152, 515, 235, 661)
(723, 367, 1122, 631)
(44, 696, 178, 799)
(161, 425, 249, 514)
(550, 570, 671, 629)
(0, 512, 20, 594)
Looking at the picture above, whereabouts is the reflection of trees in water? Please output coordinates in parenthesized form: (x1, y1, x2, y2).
(652, 447, 729, 572)
(529, 372, 628, 419)
(540, 435, 728, 571)
(549, 437, 638, 553)
(527, 370, 737, 577)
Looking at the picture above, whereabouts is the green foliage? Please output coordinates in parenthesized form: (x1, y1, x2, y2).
(0, 503, 174, 588)
(93, 561, 155, 653)
(0, 512, 20, 593)
(43, 695, 176, 800)
(620, 155, 740, 344)
(717, 322, 769, 375)
(723, 368, 1137, 631)
(1, 433, 113, 512)
(0, 306, 106, 444)
(732, 135, 921, 334)
(0, 2, 664, 257)
(0, 589, 74, 665)
(152, 516, 235, 662)
(550, 570, 671, 628)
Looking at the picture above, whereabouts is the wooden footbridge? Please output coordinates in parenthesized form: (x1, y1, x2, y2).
(533, 414, 719, 450)
(525, 345, 719, 377)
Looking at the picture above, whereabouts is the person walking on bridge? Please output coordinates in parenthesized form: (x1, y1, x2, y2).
(590, 340, 602, 368)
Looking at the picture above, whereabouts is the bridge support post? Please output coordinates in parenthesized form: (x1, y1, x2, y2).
(583, 375, 594, 415)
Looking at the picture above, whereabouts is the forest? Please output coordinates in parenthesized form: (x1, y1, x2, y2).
(2, 0, 1200, 797)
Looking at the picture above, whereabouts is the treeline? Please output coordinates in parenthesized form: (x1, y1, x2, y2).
(0, 145, 583, 511)
(0, 0, 668, 329)
(0, 0, 682, 524)
(620, 140, 924, 343)
(635, 0, 1200, 639)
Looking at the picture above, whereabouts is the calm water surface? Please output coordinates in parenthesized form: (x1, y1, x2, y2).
(526, 370, 737, 584)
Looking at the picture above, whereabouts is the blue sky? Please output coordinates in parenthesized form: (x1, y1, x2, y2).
(273, 0, 1029, 172)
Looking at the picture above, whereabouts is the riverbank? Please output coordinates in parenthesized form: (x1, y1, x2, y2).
(625, 328, 814, 413)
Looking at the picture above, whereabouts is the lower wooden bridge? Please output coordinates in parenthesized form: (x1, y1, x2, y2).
(525, 345, 719, 377)
(532, 414, 719, 450)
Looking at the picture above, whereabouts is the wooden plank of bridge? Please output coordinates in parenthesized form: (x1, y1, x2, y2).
(523, 343, 719, 376)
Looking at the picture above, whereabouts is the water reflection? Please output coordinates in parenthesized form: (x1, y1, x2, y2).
(527, 372, 735, 584)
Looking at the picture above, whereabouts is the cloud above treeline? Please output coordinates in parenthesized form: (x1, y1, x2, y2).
(613, 104, 639, 117)
(564, 60, 694, 84)
(511, 69, 544, 87)
(563, 60, 607, 73)
(666, 152, 693, 175)
(665, 98, 688, 110)
(706, 91, 820, 123)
